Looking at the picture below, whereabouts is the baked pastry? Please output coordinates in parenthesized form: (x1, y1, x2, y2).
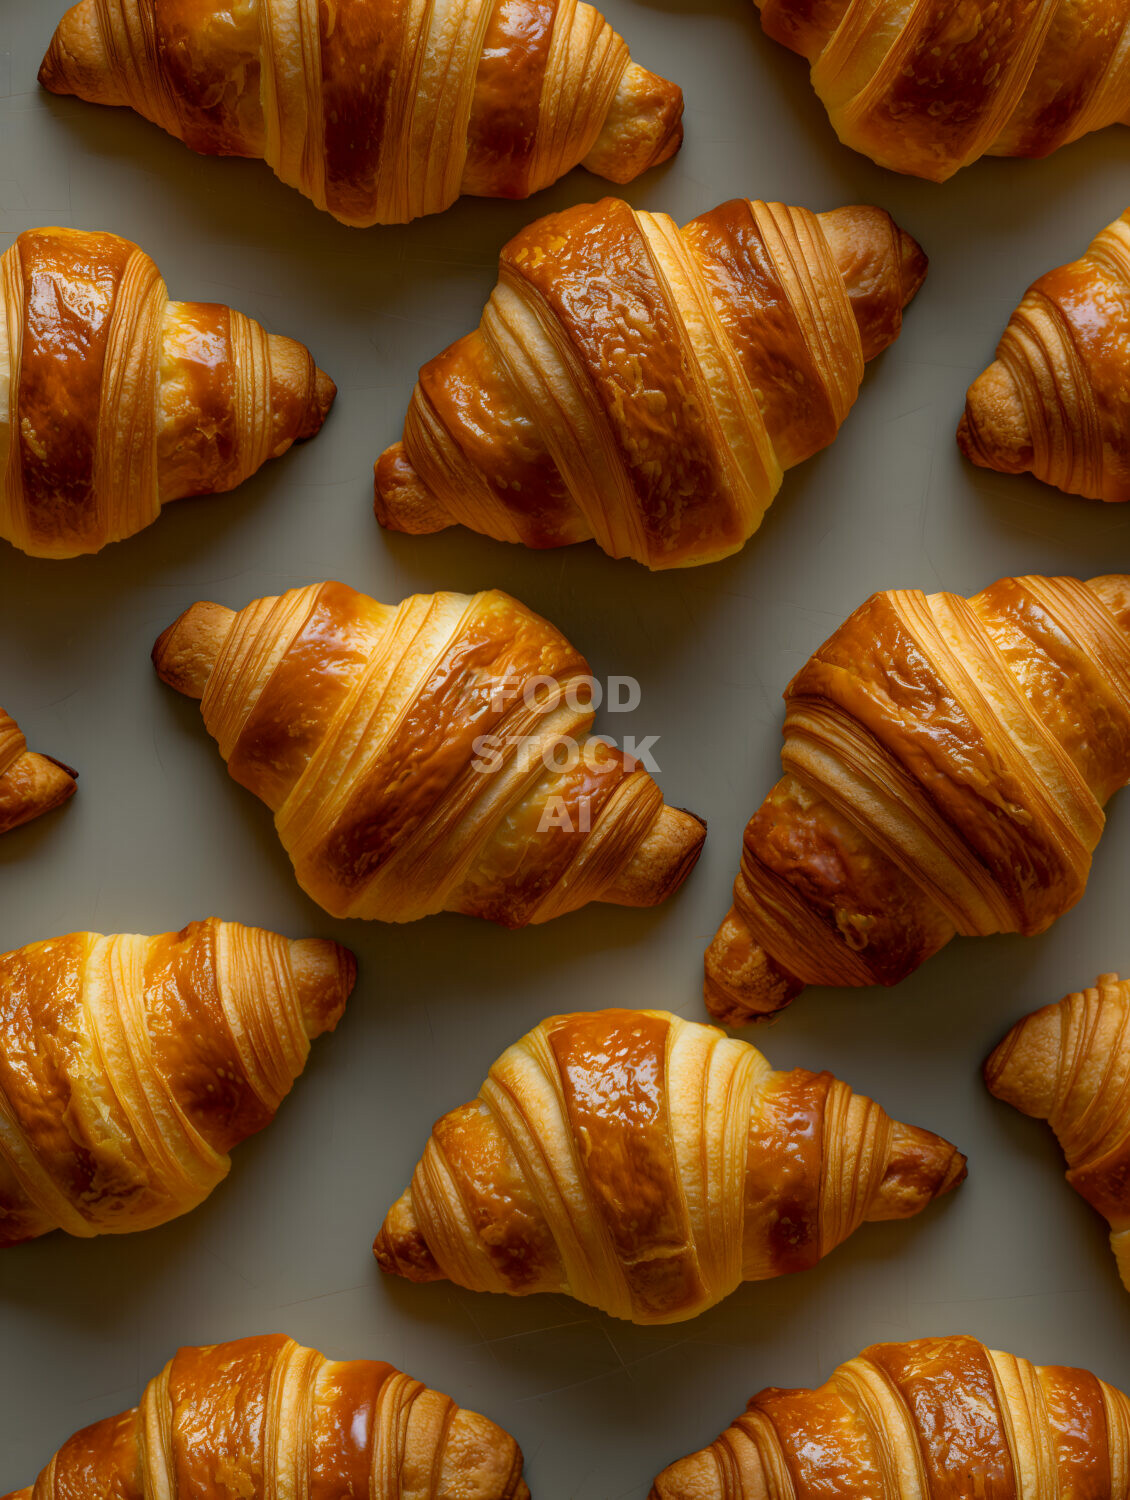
(755, 0, 1130, 182)
(0, 918, 355, 1245)
(374, 1007, 965, 1324)
(650, 1333, 1130, 1497)
(705, 573, 1130, 1023)
(1, 1333, 527, 1500)
(376, 197, 926, 568)
(961, 207, 1130, 501)
(987, 972, 1130, 1291)
(39, 0, 683, 227)
(0, 706, 76, 835)
(0, 227, 333, 557)
(153, 582, 705, 926)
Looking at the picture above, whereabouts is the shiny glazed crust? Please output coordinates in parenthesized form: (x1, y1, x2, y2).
(152, 582, 705, 926)
(0, 706, 76, 835)
(960, 208, 1130, 501)
(0, 1333, 528, 1500)
(756, 0, 1130, 182)
(39, 0, 683, 227)
(705, 574, 1130, 1022)
(0, 918, 356, 1245)
(649, 1334, 1130, 1498)
(986, 972, 1130, 1291)
(373, 1008, 965, 1324)
(375, 197, 926, 569)
(0, 227, 334, 558)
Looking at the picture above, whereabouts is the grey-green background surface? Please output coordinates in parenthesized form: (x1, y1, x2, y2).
(2, 2, 1130, 1494)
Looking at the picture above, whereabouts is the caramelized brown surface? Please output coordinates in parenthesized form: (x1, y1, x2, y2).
(0, 705, 76, 836)
(0, 918, 355, 1246)
(706, 574, 1130, 1022)
(1, 1334, 528, 1500)
(961, 207, 1130, 501)
(376, 196, 924, 569)
(40, 0, 682, 227)
(153, 581, 704, 927)
(374, 1008, 963, 1325)
(649, 1334, 1130, 1499)
(755, 0, 1130, 181)
(0, 226, 334, 558)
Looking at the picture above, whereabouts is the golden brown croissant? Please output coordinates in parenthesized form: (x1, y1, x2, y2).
(376, 197, 926, 569)
(650, 1333, 1130, 1498)
(755, 0, 1130, 182)
(1, 1333, 528, 1500)
(39, 0, 683, 228)
(986, 973, 1130, 1293)
(0, 226, 333, 558)
(374, 1007, 965, 1325)
(153, 581, 705, 925)
(960, 207, 1130, 501)
(705, 574, 1130, 1024)
(0, 917, 355, 1246)
(0, 706, 76, 835)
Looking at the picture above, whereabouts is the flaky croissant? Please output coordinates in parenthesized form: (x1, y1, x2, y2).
(961, 207, 1130, 501)
(153, 582, 705, 926)
(755, 0, 1130, 182)
(1, 1333, 527, 1500)
(706, 574, 1130, 1024)
(39, 0, 683, 228)
(987, 973, 1130, 1293)
(650, 1333, 1130, 1498)
(0, 706, 76, 835)
(0, 227, 333, 558)
(374, 1007, 965, 1325)
(376, 197, 926, 569)
(0, 917, 355, 1245)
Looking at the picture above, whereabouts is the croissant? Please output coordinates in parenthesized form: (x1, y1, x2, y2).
(650, 1333, 1130, 1498)
(1, 1333, 528, 1500)
(705, 573, 1130, 1024)
(153, 582, 705, 926)
(39, 0, 683, 228)
(755, 0, 1130, 182)
(374, 1007, 965, 1325)
(986, 972, 1130, 1293)
(0, 226, 333, 558)
(960, 207, 1130, 501)
(0, 917, 355, 1246)
(0, 706, 76, 835)
(376, 197, 926, 569)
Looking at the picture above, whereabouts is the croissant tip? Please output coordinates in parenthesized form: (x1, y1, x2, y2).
(152, 600, 235, 699)
(373, 444, 452, 534)
(290, 938, 357, 1036)
(602, 803, 706, 909)
(703, 910, 805, 1024)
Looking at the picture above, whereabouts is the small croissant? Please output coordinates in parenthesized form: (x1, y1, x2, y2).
(651, 1333, 1130, 1498)
(706, 574, 1130, 1023)
(0, 918, 355, 1246)
(755, 0, 1130, 182)
(0, 227, 333, 557)
(2, 1333, 527, 1500)
(961, 207, 1130, 501)
(153, 582, 705, 927)
(986, 973, 1130, 1292)
(0, 706, 76, 835)
(375, 1008, 965, 1325)
(39, 0, 683, 227)
(376, 197, 925, 569)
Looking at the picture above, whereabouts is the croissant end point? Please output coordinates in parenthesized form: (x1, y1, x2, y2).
(984, 1002, 1065, 1120)
(310, 367, 337, 436)
(373, 1190, 445, 1283)
(152, 600, 237, 699)
(38, 3, 116, 105)
(868, 1123, 967, 1222)
(289, 938, 357, 1038)
(374, 443, 452, 534)
(602, 805, 706, 909)
(898, 227, 929, 307)
(703, 909, 805, 1024)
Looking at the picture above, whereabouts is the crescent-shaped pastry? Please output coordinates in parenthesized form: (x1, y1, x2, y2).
(0, 706, 76, 835)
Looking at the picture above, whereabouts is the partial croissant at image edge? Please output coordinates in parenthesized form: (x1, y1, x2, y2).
(704, 573, 1130, 1024)
(0, 1333, 528, 1500)
(38, 0, 683, 227)
(374, 1007, 965, 1325)
(374, 194, 927, 569)
(0, 918, 356, 1247)
(648, 1334, 1130, 1498)
(0, 706, 76, 835)
(0, 226, 334, 559)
